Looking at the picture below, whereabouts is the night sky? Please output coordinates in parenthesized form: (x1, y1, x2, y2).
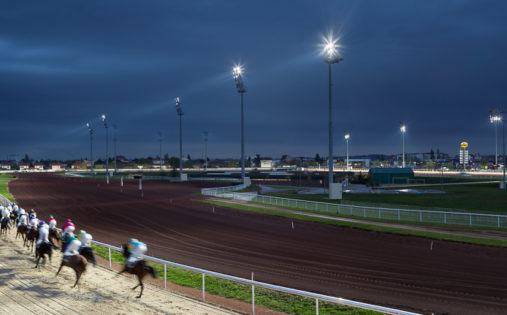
(1, 1, 506, 161)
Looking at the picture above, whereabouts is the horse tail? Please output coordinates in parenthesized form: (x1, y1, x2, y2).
(145, 265, 156, 278)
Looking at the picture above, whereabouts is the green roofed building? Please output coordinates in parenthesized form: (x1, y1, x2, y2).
(368, 168, 414, 185)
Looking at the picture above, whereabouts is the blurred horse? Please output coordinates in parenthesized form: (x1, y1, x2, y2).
(56, 254, 88, 288)
(0, 217, 10, 235)
(118, 244, 156, 298)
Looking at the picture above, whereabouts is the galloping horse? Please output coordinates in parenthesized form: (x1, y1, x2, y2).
(118, 244, 156, 298)
(0, 217, 10, 235)
(48, 228, 62, 249)
(16, 225, 27, 241)
(24, 227, 39, 253)
(35, 242, 55, 270)
(56, 254, 88, 288)
(79, 246, 96, 267)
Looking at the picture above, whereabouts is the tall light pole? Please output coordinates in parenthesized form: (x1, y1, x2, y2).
(86, 123, 94, 175)
(344, 131, 350, 170)
(490, 110, 502, 167)
(175, 97, 183, 180)
(400, 122, 406, 168)
(158, 131, 163, 171)
(113, 124, 118, 173)
(203, 131, 208, 171)
(101, 114, 109, 184)
(321, 32, 343, 196)
(233, 65, 247, 183)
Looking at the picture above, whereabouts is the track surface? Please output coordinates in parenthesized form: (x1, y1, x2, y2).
(9, 174, 507, 315)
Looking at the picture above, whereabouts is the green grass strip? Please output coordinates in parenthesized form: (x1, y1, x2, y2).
(0, 174, 16, 202)
(91, 244, 378, 314)
(197, 199, 507, 248)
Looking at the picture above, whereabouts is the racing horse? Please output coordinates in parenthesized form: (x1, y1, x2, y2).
(34, 242, 57, 270)
(55, 254, 88, 288)
(0, 217, 10, 235)
(24, 226, 39, 253)
(117, 244, 156, 298)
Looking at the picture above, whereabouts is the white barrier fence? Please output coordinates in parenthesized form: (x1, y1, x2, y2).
(202, 187, 507, 230)
(91, 240, 419, 315)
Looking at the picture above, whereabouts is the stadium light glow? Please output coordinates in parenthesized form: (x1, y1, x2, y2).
(344, 131, 350, 170)
(320, 31, 344, 198)
(86, 122, 94, 174)
(400, 122, 406, 168)
(101, 114, 109, 184)
(232, 64, 247, 183)
(490, 110, 502, 166)
(175, 97, 184, 180)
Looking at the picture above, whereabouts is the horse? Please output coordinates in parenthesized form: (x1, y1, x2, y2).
(48, 228, 62, 249)
(79, 246, 96, 267)
(24, 227, 39, 253)
(34, 242, 56, 270)
(118, 244, 156, 298)
(16, 224, 27, 241)
(55, 254, 88, 288)
(0, 217, 10, 235)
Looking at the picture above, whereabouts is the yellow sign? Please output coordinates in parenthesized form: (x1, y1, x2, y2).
(460, 142, 468, 149)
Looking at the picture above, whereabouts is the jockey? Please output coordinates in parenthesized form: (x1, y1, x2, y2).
(17, 209, 27, 227)
(79, 230, 92, 248)
(36, 222, 50, 248)
(126, 239, 147, 268)
(62, 219, 74, 233)
(28, 212, 39, 230)
(1, 206, 10, 223)
(62, 225, 76, 252)
(48, 215, 57, 230)
(12, 204, 18, 212)
(63, 236, 81, 262)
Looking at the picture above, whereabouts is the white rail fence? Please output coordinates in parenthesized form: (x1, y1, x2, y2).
(91, 240, 418, 315)
(202, 188, 507, 229)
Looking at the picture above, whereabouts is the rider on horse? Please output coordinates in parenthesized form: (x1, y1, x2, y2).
(28, 211, 39, 231)
(1, 205, 10, 224)
(79, 230, 92, 248)
(126, 238, 147, 268)
(17, 209, 27, 227)
(48, 215, 57, 230)
(62, 220, 76, 251)
(63, 234, 81, 262)
(36, 221, 50, 249)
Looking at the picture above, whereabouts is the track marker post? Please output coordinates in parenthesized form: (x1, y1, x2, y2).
(291, 221, 294, 230)
(121, 176, 123, 187)
(164, 264, 167, 288)
(108, 248, 112, 268)
(202, 273, 205, 301)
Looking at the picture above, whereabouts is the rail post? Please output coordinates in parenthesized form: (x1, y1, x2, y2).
(164, 264, 167, 288)
(498, 216, 501, 228)
(252, 272, 255, 315)
(419, 212, 422, 222)
(363, 207, 366, 217)
(316, 298, 319, 315)
(202, 273, 205, 301)
(469, 214, 472, 226)
(398, 210, 400, 220)
(444, 213, 447, 224)
(108, 248, 111, 268)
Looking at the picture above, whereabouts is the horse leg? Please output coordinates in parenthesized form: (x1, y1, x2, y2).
(56, 262, 64, 277)
(72, 270, 81, 288)
(136, 280, 144, 298)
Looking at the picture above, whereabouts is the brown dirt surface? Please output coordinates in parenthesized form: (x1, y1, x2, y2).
(9, 173, 507, 315)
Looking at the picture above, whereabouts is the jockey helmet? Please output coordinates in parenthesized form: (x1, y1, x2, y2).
(19, 209, 25, 215)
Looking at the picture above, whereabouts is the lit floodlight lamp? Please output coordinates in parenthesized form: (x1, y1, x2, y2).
(101, 114, 106, 121)
(344, 131, 350, 140)
(400, 123, 406, 133)
(320, 32, 344, 64)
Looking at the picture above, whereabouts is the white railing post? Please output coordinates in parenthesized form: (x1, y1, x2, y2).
(164, 264, 167, 288)
(252, 272, 255, 315)
(469, 214, 472, 226)
(363, 207, 366, 217)
(419, 212, 422, 222)
(398, 210, 400, 220)
(444, 213, 447, 224)
(316, 298, 319, 315)
(202, 273, 205, 301)
(498, 216, 501, 228)
(108, 248, 112, 268)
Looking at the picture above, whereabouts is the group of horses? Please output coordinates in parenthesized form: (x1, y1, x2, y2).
(2, 211, 156, 298)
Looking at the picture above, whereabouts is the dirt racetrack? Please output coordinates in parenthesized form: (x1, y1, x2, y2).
(9, 173, 507, 314)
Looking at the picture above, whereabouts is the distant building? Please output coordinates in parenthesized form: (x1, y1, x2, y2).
(0, 163, 11, 170)
(51, 163, 64, 171)
(19, 163, 30, 170)
(369, 168, 414, 185)
(260, 159, 273, 169)
(34, 163, 44, 171)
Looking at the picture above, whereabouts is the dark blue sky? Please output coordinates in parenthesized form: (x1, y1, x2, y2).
(1, 1, 506, 160)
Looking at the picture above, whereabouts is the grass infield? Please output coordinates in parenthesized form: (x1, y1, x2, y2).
(91, 245, 378, 314)
(0, 173, 16, 202)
